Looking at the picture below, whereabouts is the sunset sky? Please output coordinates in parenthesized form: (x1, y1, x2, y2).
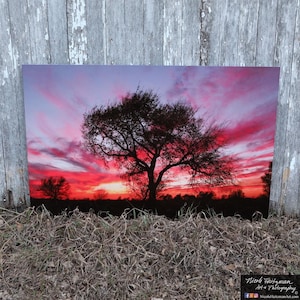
(23, 65, 279, 200)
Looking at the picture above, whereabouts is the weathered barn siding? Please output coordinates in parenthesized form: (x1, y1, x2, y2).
(0, 0, 299, 216)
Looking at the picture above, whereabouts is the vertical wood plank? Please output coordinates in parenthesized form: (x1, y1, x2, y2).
(104, 0, 126, 64)
(103, 0, 146, 65)
(199, 0, 212, 65)
(181, 0, 201, 65)
(205, 0, 240, 65)
(269, 0, 300, 216)
(86, 0, 105, 64)
(207, 0, 260, 66)
(0, 0, 11, 204)
(0, 1, 7, 200)
(67, 0, 88, 64)
(288, 2, 300, 214)
(163, 0, 183, 65)
(0, 0, 31, 208)
(123, 1, 145, 64)
(255, 0, 278, 66)
(254, 0, 280, 214)
(0, 135, 5, 205)
(26, 0, 51, 63)
(281, 0, 300, 215)
(223, 0, 243, 65)
(203, 0, 220, 65)
(143, 0, 164, 65)
(237, 0, 259, 66)
(47, 0, 68, 63)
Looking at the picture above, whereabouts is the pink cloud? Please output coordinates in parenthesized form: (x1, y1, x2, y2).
(166, 67, 200, 109)
(165, 67, 279, 127)
(224, 119, 265, 144)
(38, 87, 66, 110)
(36, 82, 83, 122)
(222, 101, 276, 147)
(112, 83, 128, 101)
(246, 138, 274, 153)
(27, 143, 42, 157)
(36, 112, 56, 139)
(29, 137, 109, 173)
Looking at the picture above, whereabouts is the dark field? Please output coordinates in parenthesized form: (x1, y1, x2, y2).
(31, 194, 270, 220)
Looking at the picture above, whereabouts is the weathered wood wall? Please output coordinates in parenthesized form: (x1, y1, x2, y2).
(1, 0, 299, 216)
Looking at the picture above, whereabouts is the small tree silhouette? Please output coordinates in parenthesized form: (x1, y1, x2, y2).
(38, 176, 70, 200)
(228, 189, 245, 199)
(82, 89, 234, 204)
(93, 189, 108, 200)
(261, 161, 272, 197)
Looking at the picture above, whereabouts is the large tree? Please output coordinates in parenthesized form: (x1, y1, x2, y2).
(82, 89, 233, 204)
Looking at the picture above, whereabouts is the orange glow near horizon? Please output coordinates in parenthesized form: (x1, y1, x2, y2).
(29, 171, 265, 200)
(96, 181, 130, 199)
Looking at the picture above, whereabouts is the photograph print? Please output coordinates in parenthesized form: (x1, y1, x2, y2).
(23, 65, 280, 218)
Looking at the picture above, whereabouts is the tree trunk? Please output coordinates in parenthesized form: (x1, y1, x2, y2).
(148, 186, 157, 205)
(147, 169, 157, 206)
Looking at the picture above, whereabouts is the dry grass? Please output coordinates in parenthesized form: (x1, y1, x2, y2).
(0, 207, 299, 300)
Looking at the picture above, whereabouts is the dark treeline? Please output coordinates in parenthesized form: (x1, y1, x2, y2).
(31, 192, 269, 220)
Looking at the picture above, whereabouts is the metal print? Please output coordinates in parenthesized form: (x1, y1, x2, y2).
(23, 65, 279, 218)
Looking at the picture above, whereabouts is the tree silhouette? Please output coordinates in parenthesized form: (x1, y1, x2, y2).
(82, 89, 233, 204)
(228, 189, 245, 199)
(198, 191, 216, 201)
(93, 189, 108, 200)
(261, 161, 272, 197)
(38, 176, 70, 200)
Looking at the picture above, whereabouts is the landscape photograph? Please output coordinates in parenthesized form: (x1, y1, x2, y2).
(23, 65, 280, 218)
